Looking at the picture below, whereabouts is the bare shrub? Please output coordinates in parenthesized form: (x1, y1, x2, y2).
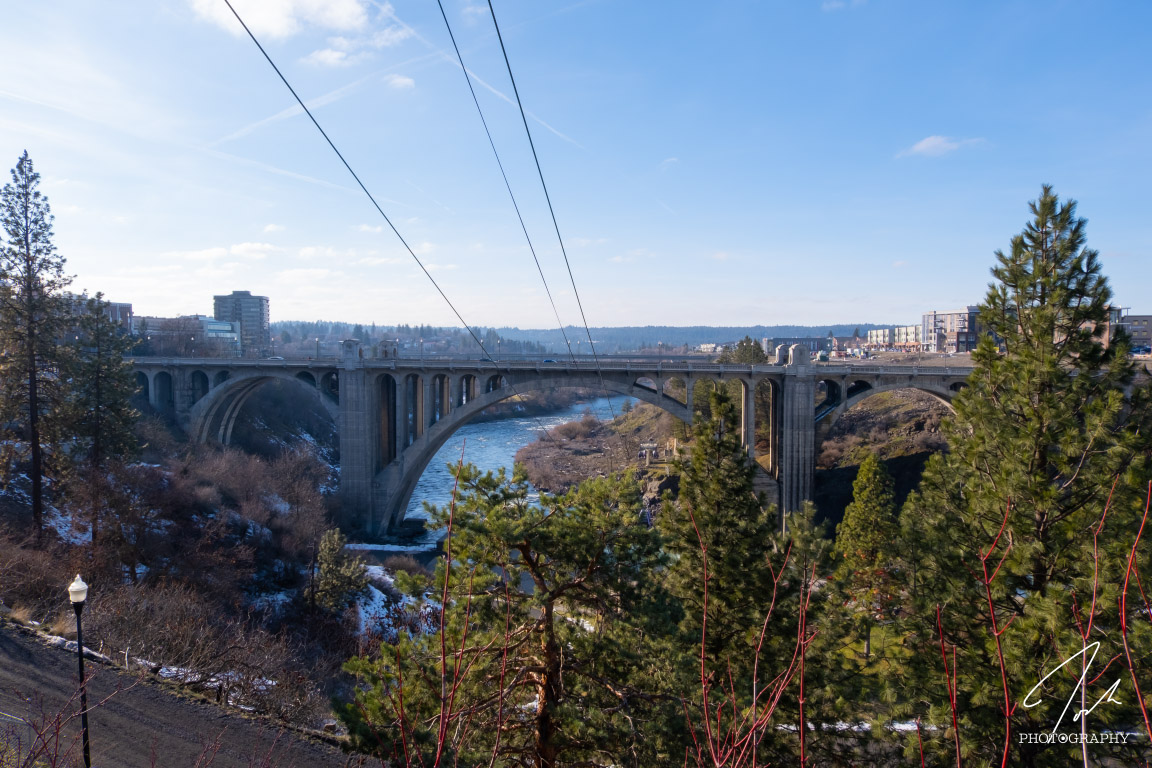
(381, 554, 430, 577)
(0, 532, 75, 623)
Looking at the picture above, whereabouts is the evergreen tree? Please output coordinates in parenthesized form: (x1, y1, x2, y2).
(63, 293, 140, 548)
(0, 151, 72, 543)
(341, 469, 684, 767)
(312, 528, 368, 613)
(67, 293, 139, 471)
(716, 335, 768, 364)
(834, 452, 898, 660)
(660, 388, 777, 667)
(898, 186, 1152, 765)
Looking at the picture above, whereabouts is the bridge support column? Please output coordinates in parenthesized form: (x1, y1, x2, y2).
(423, 376, 434, 431)
(685, 377, 694, 426)
(338, 346, 379, 533)
(741, 379, 755, 461)
(780, 345, 815, 518)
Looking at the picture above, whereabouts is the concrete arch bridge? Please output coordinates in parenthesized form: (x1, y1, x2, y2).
(130, 341, 972, 536)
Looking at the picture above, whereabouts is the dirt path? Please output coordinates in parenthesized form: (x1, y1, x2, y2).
(0, 623, 365, 767)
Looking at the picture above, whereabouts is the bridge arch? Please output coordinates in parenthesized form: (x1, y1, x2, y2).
(816, 382, 956, 440)
(190, 370, 209, 404)
(154, 372, 174, 414)
(186, 370, 339, 445)
(135, 372, 150, 402)
(374, 373, 694, 532)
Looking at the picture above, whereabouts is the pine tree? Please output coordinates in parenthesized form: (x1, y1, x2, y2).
(661, 390, 833, 762)
(899, 186, 1152, 765)
(834, 452, 898, 660)
(312, 528, 368, 613)
(660, 388, 778, 668)
(62, 293, 140, 549)
(340, 469, 684, 766)
(67, 293, 139, 471)
(0, 151, 72, 543)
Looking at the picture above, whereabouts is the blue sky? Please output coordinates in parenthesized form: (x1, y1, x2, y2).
(2, 1, 1149, 328)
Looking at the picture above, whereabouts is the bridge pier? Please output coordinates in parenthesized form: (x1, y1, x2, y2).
(338, 343, 379, 533)
(741, 379, 755, 461)
(780, 345, 815, 517)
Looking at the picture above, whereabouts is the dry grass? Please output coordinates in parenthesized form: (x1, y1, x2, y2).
(382, 554, 431, 577)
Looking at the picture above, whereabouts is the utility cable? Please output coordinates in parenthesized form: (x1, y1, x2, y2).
(434, 0, 578, 365)
(485, 0, 614, 407)
(486, 0, 639, 469)
(223, 0, 489, 355)
(223, 0, 583, 459)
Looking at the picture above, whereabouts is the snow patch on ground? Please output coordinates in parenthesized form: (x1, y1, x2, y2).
(347, 542, 439, 552)
(43, 635, 112, 663)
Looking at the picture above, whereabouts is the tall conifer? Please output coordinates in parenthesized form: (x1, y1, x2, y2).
(0, 152, 71, 543)
(899, 186, 1152, 764)
(835, 451, 898, 660)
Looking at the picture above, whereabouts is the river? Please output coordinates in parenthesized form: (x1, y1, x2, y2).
(400, 396, 635, 547)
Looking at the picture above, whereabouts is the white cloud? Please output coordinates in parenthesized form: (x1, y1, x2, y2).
(383, 73, 415, 89)
(423, 263, 456, 272)
(210, 76, 373, 146)
(369, 27, 413, 48)
(462, 3, 488, 23)
(898, 135, 984, 157)
(412, 241, 434, 255)
(190, 0, 369, 39)
(230, 242, 279, 259)
(356, 256, 406, 266)
(359, 224, 384, 233)
(264, 223, 284, 233)
(302, 24, 412, 66)
(162, 246, 228, 261)
(892, 260, 907, 268)
(278, 268, 335, 283)
(302, 49, 353, 67)
(711, 252, 730, 261)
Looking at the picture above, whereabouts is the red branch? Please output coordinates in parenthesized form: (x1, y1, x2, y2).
(1120, 480, 1152, 743)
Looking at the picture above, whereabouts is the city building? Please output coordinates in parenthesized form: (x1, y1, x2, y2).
(866, 328, 894, 348)
(213, 290, 270, 357)
(1126, 314, 1152, 351)
(922, 307, 981, 353)
(65, 292, 133, 331)
(133, 315, 241, 356)
(894, 324, 922, 350)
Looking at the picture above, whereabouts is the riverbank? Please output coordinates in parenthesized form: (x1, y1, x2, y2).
(515, 402, 677, 494)
(469, 388, 602, 423)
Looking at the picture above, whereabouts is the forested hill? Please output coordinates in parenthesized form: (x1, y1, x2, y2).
(494, 325, 886, 352)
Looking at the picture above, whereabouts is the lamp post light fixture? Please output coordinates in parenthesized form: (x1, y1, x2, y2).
(68, 574, 92, 768)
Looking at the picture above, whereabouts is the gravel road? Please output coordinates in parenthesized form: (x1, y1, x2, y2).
(0, 622, 368, 767)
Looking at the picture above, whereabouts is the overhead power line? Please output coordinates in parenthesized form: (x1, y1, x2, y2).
(434, 0, 578, 365)
(485, 0, 622, 437)
(222, 0, 489, 355)
(222, 0, 586, 457)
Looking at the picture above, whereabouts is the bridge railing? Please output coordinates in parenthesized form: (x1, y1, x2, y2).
(127, 356, 974, 378)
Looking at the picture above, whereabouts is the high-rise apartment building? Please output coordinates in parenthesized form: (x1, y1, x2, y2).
(213, 290, 270, 357)
(922, 307, 980, 353)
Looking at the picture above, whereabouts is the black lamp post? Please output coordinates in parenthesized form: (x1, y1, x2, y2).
(68, 574, 92, 768)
